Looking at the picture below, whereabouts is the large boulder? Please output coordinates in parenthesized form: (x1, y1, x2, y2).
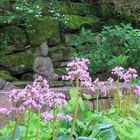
(28, 16, 61, 46)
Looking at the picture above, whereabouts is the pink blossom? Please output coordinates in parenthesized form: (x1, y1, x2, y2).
(94, 79, 107, 96)
(65, 115, 72, 121)
(122, 68, 138, 83)
(42, 111, 53, 121)
(62, 58, 94, 91)
(57, 113, 66, 121)
(0, 108, 11, 116)
(134, 86, 140, 95)
(112, 67, 138, 83)
(47, 91, 67, 108)
(57, 113, 71, 121)
(112, 66, 124, 78)
(108, 77, 114, 85)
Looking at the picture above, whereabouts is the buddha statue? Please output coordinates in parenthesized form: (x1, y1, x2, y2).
(33, 42, 58, 80)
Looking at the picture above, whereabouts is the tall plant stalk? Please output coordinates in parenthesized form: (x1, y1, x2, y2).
(96, 89, 100, 112)
(24, 110, 31, 140)
(115, 80, 120, 108)
(35, 109, 41, 140)
(52, 105, 57, 140)
(68, 76, 79, 140)
(12, 112, 19, 140)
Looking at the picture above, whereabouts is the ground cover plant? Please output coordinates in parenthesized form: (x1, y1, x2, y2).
(0, 58, 140, 140)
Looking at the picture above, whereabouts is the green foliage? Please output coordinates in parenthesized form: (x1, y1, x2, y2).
(0, 0, 42, 25)
(103, 115, 140, 140)
(0, 0, 42, 50)
(69, 24, 140, 74)
(0, 33, 9, 51)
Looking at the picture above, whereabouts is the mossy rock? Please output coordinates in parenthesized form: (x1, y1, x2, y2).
(63, 15, 99, 30)
(0, 70, 17, 82)
(13, 81, 32, 88)
(43, 1, 96, 16)
(21, 73, 34, 81)
(55, 2, 96, 16)
(28, 16, 60, 46)
(54, 67, 66, 75)
(64, 34, 78, 45)
(49, 45, 76, 62)
(0, 48, 35, 66)
(0, 48, 37, 74)
(0, 26, 26, 46)
(48, 81, 71, 88)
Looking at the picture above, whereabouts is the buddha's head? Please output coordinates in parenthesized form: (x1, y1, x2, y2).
(40, 42, 48, 56)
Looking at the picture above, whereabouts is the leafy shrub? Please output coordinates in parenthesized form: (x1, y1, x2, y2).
(69, 24, 140, 74)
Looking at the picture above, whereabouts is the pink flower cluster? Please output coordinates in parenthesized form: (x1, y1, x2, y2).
(112, 67, 138, 83)
(0, 108, 11, 116)
(47, 92, 67, 108)
(9, 76, 50, 111)
(122, 68, 138, 83)
(134, 86, 140, 95)
(94, 78, 107, 96)
(9, 76, 67, 111)
(0, 76, 68, 120)
(42, 111, 71, 122)
(62, 58, 94, 89)
(108, 77, 114, 85)
(112, 66, 124, 78)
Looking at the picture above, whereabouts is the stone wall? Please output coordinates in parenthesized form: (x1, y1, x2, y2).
(0, 1, 100, 84)
(0, 1, 126, 85)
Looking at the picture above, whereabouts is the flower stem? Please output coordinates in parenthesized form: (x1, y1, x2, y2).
(115, 80, 120, 108)
(96, 89, 100, 112)
(24, 110, 31, 140)
(68, 77, 79, 140)
(52, 106, 57, 140)
(35, 109, 41, 140)
(12, 113, 18, 140)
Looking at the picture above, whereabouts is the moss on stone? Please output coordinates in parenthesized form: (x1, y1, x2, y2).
(64, 15, 99, 30)
(0, 48, 36, 67)
(28, 16, 60, 46)
(13, 81, 32, 88)
(49, 44, 75, 52)
(57, 2, 96, 16)
(0, 70, 17, 82)
(1, 26, 26, 46)
(49, 45, 76, 62)
(43, 1, 96, 16)
(54, 67, 66, 75)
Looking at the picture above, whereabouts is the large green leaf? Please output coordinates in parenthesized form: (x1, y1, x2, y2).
(14, 125, 22, 140)
(90, 124, 117, 140)
(0, 125, 22, 140)
(0, 134, 12, 140)
(96, 127, 117, 140)
(76, 137, 93, 140)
